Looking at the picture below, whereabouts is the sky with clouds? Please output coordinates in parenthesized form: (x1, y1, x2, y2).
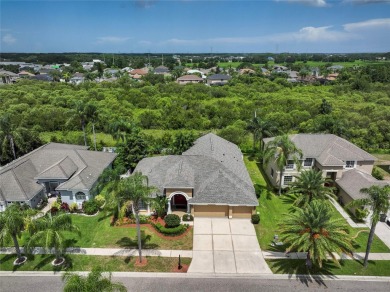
(1, 0, 389, 53)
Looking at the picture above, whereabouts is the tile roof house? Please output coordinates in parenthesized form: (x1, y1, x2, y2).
(207, 74, 231, 86)
(134, 133, 257, 218)
(263, 134, 388, 212)
(176, 74, 203, 85)
(0, 143, 117, 212)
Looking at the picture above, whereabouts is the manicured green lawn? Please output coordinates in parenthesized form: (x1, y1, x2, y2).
(20, 212, 193, 250)
(0, 254, 191, 273)
(267, 259, 390, 276)
(243, 157, 390, 253)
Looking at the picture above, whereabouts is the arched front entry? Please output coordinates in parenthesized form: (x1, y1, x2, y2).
(167, 192, 190, 214)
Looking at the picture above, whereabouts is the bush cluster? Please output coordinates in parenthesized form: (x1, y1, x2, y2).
(69, 202, 78, 213)
(251, 214, 260, 224)
(152, 222, 188, 236)
(82, 200, 99, 215)
(164, 214, 181, 228)
(60, 202, 70, 212)
(94, 195, 106, 208)
(182, 214, 194, 222)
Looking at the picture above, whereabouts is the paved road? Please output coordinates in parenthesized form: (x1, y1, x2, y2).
(1, 273, 390, 292)
(189, 218, 271, 274)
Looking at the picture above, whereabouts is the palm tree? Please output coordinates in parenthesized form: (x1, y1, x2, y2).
(0, 204, 33, 264)
(109, 120, 133, 143)
(85, 103, 99, 151)
(264, 134, 302, 195)
(288, 169, 336, 207)
(62, 72, 71, 83)
(346, 185, 390, 268)
(246, 114, 276, 152)
(26, 212, 80, 264)
(116, 172, 157, 263)
(0, 112, 27, 161)
(68, 100, 88, 146)
(62, 267, 127, 292)
(152, 195, 168, 218)
(279, 200, 354, 268)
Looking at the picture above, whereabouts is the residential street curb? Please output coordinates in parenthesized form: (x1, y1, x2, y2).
(1, 271, 390, 282)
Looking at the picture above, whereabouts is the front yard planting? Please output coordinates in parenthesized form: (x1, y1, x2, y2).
(243, 156, 390, 254)
(19, 212, 193, 250)
(0, 254, 191, 273)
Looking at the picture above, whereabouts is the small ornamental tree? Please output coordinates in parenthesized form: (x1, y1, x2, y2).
(164, 214, 181, 228)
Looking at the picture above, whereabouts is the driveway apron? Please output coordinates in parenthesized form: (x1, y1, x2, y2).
(188, 218, 272, 274)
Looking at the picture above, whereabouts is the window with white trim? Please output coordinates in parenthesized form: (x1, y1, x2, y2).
(138, 200, 147, 210)
(286, 160, 294, 169)
(345, 161, 355, 168)
(283, 176, 293, 185)
(303, 158, 313, 167)
(75, 192, 86, 200)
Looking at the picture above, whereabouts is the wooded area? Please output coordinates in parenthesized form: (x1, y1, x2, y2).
(0, 64, 389, 166)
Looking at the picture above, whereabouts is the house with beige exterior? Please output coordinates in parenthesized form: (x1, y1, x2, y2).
(134, 133, 258, 218)
(263, 134, 389, 214)
(176, 74, 203, 85)
(0, 143, 117, 212)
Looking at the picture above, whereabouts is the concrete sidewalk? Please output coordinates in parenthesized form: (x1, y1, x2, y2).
(263, 251, 390, 260)
(0, 247, 193, 258)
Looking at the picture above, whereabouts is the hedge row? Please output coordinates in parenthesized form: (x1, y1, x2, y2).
(151, 222, 188, 236)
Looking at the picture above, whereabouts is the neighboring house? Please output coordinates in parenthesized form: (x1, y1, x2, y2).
(263, 134, 388, 211)
(176, 74, 203, 85)
(186, 69, 206, 79)
(134, 133, 258, 218)
(0, 143, 117, 211)
(207, 74, 231, 85)
(154, 65, 170, 75)
(31, 74, 53, 82)
(129, 68, 148, 79)
(0, 69, 18, 84)
(239, 68, 256, 75)
(18, 71, 35, 78)
(70, 72, 85, 85)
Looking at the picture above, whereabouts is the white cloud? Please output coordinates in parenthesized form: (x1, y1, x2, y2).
(2, 33, 16, 44)
(96, 36, 131, 44)
(343, 18, 390, 31)
(275, 0, 328, 7)
(279, 26, 354, 42)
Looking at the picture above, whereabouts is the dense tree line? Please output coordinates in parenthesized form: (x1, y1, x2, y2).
(0, 67, 389, 165)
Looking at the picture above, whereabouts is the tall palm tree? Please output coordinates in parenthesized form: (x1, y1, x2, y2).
(246, 114, 276, 152)
(346, 185, 390, 268)
(288, 169, 336, 207)
(109, 120, 133, 143)
(116, 172, 157, 263)
(0, 112, 27, 161)
(279, 200, 354, 268)
(85, 103, 99, 151)
(62, 267, 127, 292)
(0, 204, 33, 264)
(26, 212, 80, 264)
(264, 134, 302, 195)
(68, 100, 88, 146)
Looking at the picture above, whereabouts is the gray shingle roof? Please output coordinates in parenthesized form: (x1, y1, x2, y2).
(0, 143, 117, 202)
(135, 134, 257, 206)
(207, 74, 231, 80)
(336, 169, 389, 200)
(263, 134, 375, 166)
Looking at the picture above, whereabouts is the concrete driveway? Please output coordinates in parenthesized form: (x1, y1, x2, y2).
(188, 218, 272, 274)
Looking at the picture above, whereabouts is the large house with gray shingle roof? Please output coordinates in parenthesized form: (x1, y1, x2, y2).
(0, 143, 117, 211)
(134, 133, 258, 218)
(263, 134, 389, 209)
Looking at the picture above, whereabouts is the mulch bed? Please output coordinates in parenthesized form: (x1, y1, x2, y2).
(172, 264, 189, 273)
(115, 223, 193, 240)
(134, 257, 148, 267)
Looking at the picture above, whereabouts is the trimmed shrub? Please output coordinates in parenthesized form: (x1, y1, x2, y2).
(355, 208, 368, 222)
(82, 200, 99, 215)
(164, 214, 181, 228)
(94, 195, 106, 208)
(56, 194, 62, 204)
(50, 206, 59, 214)
(69, 202, 78, 213)
(138, 215, 150, 224)
(52, 201, 60, 209)
(60, 202, 70, 212)
(152, 222, 188, 236)
(182, 214, 194, 222)
(251, 214, 260, 224)
(372, 166, 384, 180)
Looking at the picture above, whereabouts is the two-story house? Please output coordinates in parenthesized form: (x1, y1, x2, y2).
(263, 134, 388, 207)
